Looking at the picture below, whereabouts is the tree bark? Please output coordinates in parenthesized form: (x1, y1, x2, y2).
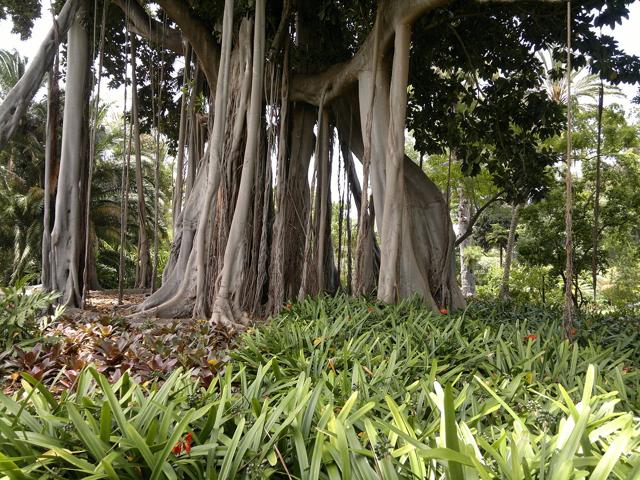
(82, 0, 108, 306)
(354, 8, 382, 296)
(155, 0, 220, 88)
(499, 203, 521, 299)
(591, 78, 603, 302)
(130, 36, 151, 290)
(268, 103, 315, 311)
(49, 12, 89, 307)
(563, 1, 574, 338)
(172, 42, 191, 232)
(290, 0, 453, 106)
(316, 110, 330, 293)
(211, 0, 265, 326)
(185, 64, 203, 202)
(112, 0, 182, 53)
(336, 88, 464, 310)
(335, 99, 381, 291)
(118, 29, 133, 305)
(42, 58, 59, 291)
(118, 120, 132, 304)
(138, 18, 251, 319)
(458, 187, 476, 297)
(193, 0, 234, 318)
(0, 0, 81, 146)
(378, 23, 411, 303)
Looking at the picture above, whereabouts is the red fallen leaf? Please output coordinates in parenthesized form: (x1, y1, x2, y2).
(524, 334, 537, 342)
(172, 432, 193, 456)
(185, 432, 192, 454)
(439, 308, 448, 315)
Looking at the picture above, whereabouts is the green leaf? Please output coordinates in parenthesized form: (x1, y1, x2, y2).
(150, 410, 193, 480)
(444, 384, 464, 480)
(67, 404, 107, 462)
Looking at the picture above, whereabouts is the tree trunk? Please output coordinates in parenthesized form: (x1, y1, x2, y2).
(0, 0, 81, 145)
(268, 103, 315, 311)
(185, 63, 203, 202)
(211, 0, 265, 326)
(118, 120, 132, 304)
(344, 143, 380, 294)
(458, 187, 475, 297)
(133, 0, 474, 319)
(335, 85, 464, 310)
(87, 224, 101, 290)
(82, 1, 108, 306)
(354, 8, 382, 297)
(138, 11, 254, 319)
(591, 77, 603, 302)
(336, 102, 380, 294)
(193, 0, 234, 317)
(378, 23, 411, 303)
(563, 1, 574, 338)
(130, 36, 152, 289)
(42, 58, 59, 291)
(172, 42, 191, 232)
(316, 110, 330, 293)
(49, 12, 89, 307)
(499, 203, 521, 299)
(118, 28, 133, 305)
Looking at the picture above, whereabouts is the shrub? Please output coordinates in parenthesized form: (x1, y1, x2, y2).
(0, 275, 62, 350)
(0, 296, 638, 478)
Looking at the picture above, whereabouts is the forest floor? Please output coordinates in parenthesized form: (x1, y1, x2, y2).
(1, 290, 237, 395)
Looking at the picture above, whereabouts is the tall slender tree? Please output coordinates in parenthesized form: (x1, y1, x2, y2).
(48, 8, 89, 307)
(563, 1, 575, 338)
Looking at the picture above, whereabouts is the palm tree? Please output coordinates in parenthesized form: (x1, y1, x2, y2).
(0, 49, 26, 98)
(0, 50, 48, 284)
(537, 50, 621, 104)
(0, 169, 44, 284)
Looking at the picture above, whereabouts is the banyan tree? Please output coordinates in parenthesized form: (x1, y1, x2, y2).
(0, 0, 638, 326)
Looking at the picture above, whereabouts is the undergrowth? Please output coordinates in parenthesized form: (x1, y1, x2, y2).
(0, 276, 62, 351)
(0, 295, 638, 478)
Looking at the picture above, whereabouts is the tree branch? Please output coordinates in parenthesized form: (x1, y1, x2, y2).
(155, 0, 220, 88)
(290, 0, 453, 105)
(290, 0, 567, 106)
(0, 0, 81, 147)
(269, 0, 290, 58)
(455, 191, 504, 247)
(112, 0, 183, 53)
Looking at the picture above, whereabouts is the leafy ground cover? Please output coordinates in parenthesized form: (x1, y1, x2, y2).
(0, 295, 639, 478)
(0, 291, 234, 395)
